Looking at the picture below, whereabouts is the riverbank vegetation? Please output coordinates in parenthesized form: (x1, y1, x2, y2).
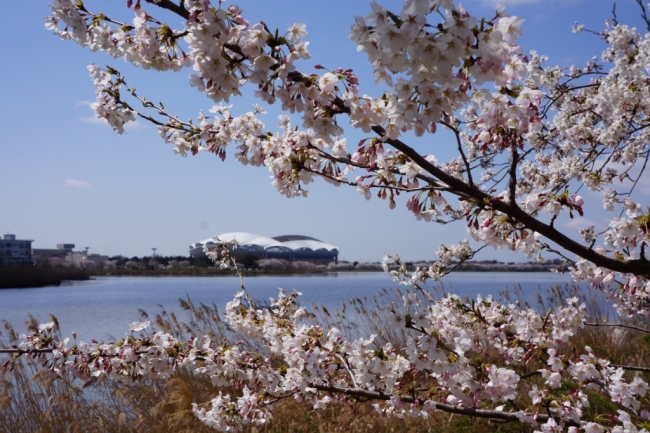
(0, 265, 89, 289)
(3, 256, 564, 289)
(0, 284, 631, 433)
(0, 256, 565, 290)
(74, 255, 567, 275)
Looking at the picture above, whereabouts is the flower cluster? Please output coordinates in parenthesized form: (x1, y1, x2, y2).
(87, 64, 136, 134)
(12, 320, 183, 382)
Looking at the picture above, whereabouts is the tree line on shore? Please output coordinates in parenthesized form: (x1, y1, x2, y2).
(48, 254, 567, 273)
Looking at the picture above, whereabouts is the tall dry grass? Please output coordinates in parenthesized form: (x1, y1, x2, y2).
(1, 284, 648, 433)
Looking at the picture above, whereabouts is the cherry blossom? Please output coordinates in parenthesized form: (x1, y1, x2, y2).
(18, 0, 650, 430)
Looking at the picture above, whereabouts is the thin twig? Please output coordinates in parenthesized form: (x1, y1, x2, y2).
(585, 322, 650, 334)
(441, 119, 474, 187)
(612, 364, 650, 373)
(335, 354, 359, 388)
(635, 0, 650, 33)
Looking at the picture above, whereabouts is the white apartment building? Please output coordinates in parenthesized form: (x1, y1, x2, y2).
(0, 234, 33, 265)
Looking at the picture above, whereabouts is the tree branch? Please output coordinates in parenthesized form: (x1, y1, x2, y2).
(585, 322, 650, 334)
(314, 384, 576, 426)
(145, 0, 189, 20)
(441, 120, 474, 187)
(508, 141, 519, 208)
(0, 348, 54, 354)
(612, 364, 650, 373)
(371, 125, 650, 277)
(635, 0, 650, 33)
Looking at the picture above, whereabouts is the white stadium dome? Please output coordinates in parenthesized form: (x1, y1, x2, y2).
(189, 232, 338, 262)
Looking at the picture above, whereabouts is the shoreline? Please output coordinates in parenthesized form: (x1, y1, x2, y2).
(0, 261, 567, 289)
(87, 265, 565, 277)
(87, 261, 565, 276)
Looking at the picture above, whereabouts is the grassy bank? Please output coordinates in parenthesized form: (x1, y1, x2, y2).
(0, 266, 89, 289)
(87, 262, 562, 277)
(0, 284, 633, 432)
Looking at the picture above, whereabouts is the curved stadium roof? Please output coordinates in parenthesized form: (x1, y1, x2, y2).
(280, 239, 338, 251)
(190, 232, 339, 251)
(190, 232, 338, 255)
(214, 232, 286, 249)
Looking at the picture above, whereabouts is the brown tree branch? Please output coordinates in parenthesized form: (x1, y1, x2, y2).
(371, 125, 650, 277)
(585, 322, 650, 334)
(612, 364, 650, 373)
(314, 384, 577, 427)
(508, 142, 519, 208)
(145, 0, 189, 20)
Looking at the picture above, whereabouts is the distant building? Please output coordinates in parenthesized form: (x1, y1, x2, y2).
(33, 243, 75, 262)
(190, 232, 339, 263)
(32, 243, 109, 265)
(0, 234, 33, 265)
(67, 252, 109, 265)
(83, 253, 109, 265)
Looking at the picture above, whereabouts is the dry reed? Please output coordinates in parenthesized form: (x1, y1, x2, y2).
(1, 284, 647, 433)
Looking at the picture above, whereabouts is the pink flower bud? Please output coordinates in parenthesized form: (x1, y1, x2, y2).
(574, 195, 584, 207)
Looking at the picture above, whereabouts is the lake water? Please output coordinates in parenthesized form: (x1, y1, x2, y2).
(0, 272, 580, 342)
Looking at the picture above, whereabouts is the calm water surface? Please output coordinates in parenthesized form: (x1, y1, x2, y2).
(0, 272, 575, 342)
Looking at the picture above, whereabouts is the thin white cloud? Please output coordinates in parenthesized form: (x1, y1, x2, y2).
(65, 179, 92, 189)
(75, 100, 94, 109)
(79, 115, 107, 125)
(562, 215, 604, 231)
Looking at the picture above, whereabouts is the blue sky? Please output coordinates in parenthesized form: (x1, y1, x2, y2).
(0, 0, 646, 262)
